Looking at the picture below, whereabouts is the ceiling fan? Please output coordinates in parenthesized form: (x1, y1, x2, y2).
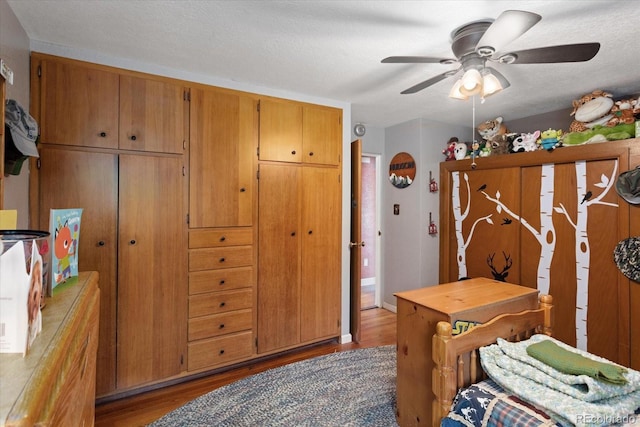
(382, 10, 600, 97)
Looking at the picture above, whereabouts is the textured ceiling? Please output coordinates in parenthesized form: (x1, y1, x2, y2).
(7, 0, 640, 129)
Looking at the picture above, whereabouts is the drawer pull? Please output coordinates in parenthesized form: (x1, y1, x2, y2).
(219, 349, 225, 355)
(129, 239, 136, 245)
(219, 280, 225, 285)
(308, 230, 313, 235)
(220, 302, 226, 307)
(99, 131, 107, 137)
(219, 324, 225, 329)
(219, 257, 225, 263)
(98, 240, 106, 246)
(291, 150, 296, 155)
(309, 151, 314, 156)
(130, 135, 137, 141)
(220, 236, 226, 242)
(291, 232, 296, 237)
(240, 187, 246, 192)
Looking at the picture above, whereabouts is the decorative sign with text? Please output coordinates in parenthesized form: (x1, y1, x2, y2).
(389, 152, 416, 189)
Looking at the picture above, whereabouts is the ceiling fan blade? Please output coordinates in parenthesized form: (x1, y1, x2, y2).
(500, 43, 601, 64)
(476, 10, 541, 55)
(400, 70, 456, 94)
(381, 56, 454, 64)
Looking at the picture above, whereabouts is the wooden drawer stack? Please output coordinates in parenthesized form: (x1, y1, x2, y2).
(187, 228, 255, 371)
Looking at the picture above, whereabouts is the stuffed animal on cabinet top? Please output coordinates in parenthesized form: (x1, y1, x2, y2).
(569, 90, 615, 132)
(477, 116, 512, 156)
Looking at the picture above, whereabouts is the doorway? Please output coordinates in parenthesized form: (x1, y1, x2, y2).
(360, 153, 381, 310)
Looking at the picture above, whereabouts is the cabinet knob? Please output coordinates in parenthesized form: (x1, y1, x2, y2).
(219, 280, 225, 285)
(291, 150, 296, 155)
(130, 135, 137, 141)
(240, 187, 246, 193)
(219, 324, 225, 329)
(220, 236, 226, 242)
(220, 302, 226, 307)
(309, 151, 314, 156)
(99, 132, 107, 137)
(129, 239, 136, 245)
(308, 230, 313, 235)
(98, 240, 106, 246)
(291, 232, 296, 237)
(219, 349, 225, 355)
(219, 257, 225, 263)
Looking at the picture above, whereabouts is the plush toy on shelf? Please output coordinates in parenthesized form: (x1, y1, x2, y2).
(539, 128, 563, 151)
(569, 90, 615, 132)
(477, 116, 511, 156)
(511, 130, 541, 153)
(442, 137, 458, 161)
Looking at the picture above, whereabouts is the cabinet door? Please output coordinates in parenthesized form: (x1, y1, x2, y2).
(300, 166, 341, 341)
(189, 88, 256, 227)
(39, 59, 119, 148)
(119, 75, 187, 153)
(117, 154, 187, 389)
(302, 106, 341, 166)
(442, 167, 521, 282)
(257, 163, 301, 352)
(37, 147, 118, 396)
(258, 99, 302, 163)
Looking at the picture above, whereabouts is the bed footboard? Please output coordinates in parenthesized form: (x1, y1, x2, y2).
(431, 294, 553, 426)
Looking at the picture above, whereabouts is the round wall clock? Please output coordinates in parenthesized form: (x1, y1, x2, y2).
(389, 152, 416, 188)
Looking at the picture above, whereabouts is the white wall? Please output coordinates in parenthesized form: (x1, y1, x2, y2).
(1, 0, 31, 228)
(382, 117, 469, 311)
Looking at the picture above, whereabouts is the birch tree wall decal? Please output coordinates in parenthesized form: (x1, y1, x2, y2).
(553, 159, 618, 350)
(478, 164, 557, 294)
(451, 171, 493, 279)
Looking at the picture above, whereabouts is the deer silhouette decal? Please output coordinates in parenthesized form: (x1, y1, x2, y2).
(487, 252, 513, 282)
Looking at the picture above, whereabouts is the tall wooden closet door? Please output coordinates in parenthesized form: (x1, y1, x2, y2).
(116, 154, 187, 389)
(442, 167, 521, 282)
(300, 166, 341, 341)
(257, 163, 301, 352)
(37, 147, 118, 395)
(521, 159, 625, 362)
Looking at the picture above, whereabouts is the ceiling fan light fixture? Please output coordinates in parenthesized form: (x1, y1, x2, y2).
(448, 79, 468, 100)
(459, 68, 482, 95)
(481, 70, 503, 97)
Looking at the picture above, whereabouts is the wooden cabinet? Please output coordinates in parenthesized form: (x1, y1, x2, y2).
(394, 278, 539, 427)
(36, 54, 186, 153)
(439, 139, 638, 367)
(35, 147, 187, 395)
(258, 98, 341, 165)
(1, 272, 100, 426)
(257, 163, 341, 353)
(189, 87, 257, 227)
(187, 228, 255, 371)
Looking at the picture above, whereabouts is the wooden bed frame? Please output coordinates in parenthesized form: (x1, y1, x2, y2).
(431, 294, 553, 426)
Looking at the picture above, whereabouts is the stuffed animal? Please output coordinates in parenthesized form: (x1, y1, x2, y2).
(511, 130, 541, 153)
(453, 142, 469, 160)
(562, 123, 635, 146)
(488, 133, 515, 155)
(477, 116, 508, 140)
(442, 137, 458, 161)
(606, 96, 640, 127)
(569, 90, 614, 132)
(539, 129, 563, 151)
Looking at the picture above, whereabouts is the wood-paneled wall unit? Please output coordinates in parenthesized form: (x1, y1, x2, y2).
(257, 98, 342, 354)
(1, 272, 100, 426)
(29, 53, 343, 399)
(439, 138, 640, 369)
(30, 53, 189, 398)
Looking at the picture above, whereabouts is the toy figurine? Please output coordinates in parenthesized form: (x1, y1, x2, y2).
(443, 137, 458, 161)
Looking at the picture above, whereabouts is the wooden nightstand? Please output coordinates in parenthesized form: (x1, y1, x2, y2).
(394, 277, 538, 427)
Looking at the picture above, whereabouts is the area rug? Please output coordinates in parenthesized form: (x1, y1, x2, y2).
(149, 345, 398, 427)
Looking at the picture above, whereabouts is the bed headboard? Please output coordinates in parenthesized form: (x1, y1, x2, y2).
(431, 294, 553, 426)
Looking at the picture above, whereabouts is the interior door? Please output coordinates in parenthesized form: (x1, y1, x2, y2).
(350, 139, 362, 342)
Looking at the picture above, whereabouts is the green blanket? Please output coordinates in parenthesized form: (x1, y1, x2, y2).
(526, 340, 628, 385)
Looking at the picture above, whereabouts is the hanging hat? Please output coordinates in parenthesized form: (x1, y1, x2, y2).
(615, 166, 640, 205)
(4, 99, 39, 158)
(613, 237, 640, 282)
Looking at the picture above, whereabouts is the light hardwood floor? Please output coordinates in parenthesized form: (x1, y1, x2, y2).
(95, 308, 397, 426)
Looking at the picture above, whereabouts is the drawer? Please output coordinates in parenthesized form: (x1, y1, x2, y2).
(189, 228, 253, 249)
(189, 246, 253, 271)
(189, 267, 254, 295)
(188, 309, 253, 341)
(188, 331, 253, 371)
(189, 288, 253, 318)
